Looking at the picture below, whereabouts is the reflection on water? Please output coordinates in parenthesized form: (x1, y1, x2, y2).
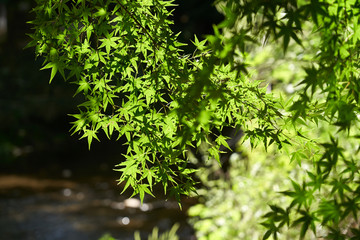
(0, 175, 195, 240)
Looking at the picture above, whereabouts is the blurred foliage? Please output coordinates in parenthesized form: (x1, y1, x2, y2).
(186, 29, 312, 239)
(98, 233, 116, 240)
(134, 223, 180, 240)
(99, 223, 179, 240)
(189, 0, 360, 239)
(188, 145, 297, 239)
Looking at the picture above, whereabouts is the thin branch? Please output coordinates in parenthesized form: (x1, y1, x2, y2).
(114, 0, 160, 50)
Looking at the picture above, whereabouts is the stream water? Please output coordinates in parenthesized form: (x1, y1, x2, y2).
(0, 174, 196, 240)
